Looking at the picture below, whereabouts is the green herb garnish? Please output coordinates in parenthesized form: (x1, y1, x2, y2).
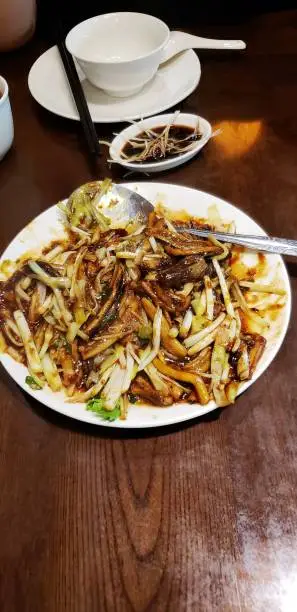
(86, 398, 121, 421)
(25, 375, 43, 390)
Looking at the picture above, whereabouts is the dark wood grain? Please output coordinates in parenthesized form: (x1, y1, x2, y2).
(1, 10, 297, 612)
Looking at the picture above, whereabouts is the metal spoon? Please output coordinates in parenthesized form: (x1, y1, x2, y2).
(180, 227, 297, 257)
(98, 184, 154, 225)
(101, 185, 297, 257)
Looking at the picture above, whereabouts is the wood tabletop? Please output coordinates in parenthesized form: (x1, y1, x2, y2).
(1, 10, 297, 612)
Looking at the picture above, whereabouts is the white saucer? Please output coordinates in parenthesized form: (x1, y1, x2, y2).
(28, 46, 201, 123)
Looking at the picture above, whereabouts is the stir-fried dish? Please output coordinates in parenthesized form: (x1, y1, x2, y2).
(0, 181, 286, 421)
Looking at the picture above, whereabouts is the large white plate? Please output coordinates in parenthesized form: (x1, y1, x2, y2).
(28, 46, 200, 123)
(0, 183, 291, 428)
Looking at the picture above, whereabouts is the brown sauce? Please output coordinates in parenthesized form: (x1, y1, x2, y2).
(122, 125, 201, 163)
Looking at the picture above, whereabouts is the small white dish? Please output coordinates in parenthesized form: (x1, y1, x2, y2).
(109, 113, 212, 173)
(65, 11, 245, 97)
(28, 46, 200, 123)
(0, 75, 14, 161)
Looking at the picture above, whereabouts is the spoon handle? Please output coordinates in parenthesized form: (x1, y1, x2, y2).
(161, 32, 246, 63)
(179, 34, 246, 50)
(180, 227, 297, 257)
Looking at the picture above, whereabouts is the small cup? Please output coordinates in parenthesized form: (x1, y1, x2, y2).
(0, 76, 14, 160)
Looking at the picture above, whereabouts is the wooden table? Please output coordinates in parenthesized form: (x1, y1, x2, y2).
(1, 10, 297, 612)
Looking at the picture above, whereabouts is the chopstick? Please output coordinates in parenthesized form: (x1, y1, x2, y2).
(56, 28, 100, 157)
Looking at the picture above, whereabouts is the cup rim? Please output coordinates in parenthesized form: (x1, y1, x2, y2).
(65, 12, 170, 65)
(0, 76, 9, 106)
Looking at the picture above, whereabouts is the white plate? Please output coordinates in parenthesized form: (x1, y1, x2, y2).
(0, 183, 291, 428)
(110, 113, 212, 173)
(28, 46, 200, 123)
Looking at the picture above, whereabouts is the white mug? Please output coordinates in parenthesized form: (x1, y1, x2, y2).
(66, 12, 245, 98)
(0, 76, 14, 160)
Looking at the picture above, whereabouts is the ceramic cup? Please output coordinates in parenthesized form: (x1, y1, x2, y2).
(0, 76, 14, 160)
(66, 12, 169, 97)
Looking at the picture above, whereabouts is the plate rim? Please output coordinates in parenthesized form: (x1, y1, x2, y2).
(0, 182, 292, 428)
(28, 46, 201, 123)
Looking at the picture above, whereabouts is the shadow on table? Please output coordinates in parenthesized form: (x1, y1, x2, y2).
(286, 261, 297, 279)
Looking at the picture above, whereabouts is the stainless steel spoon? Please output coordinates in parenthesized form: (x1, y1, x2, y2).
(102, 185, 297, 257)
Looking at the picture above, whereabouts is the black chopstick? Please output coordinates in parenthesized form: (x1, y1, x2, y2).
(56, 31, 100, 157)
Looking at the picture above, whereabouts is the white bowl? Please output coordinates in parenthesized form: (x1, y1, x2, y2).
(65, 12, 170, 97)
(109, 113, 212, 173)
